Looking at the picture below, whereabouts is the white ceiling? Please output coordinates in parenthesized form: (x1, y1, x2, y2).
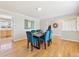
(0, 1, 78, 19)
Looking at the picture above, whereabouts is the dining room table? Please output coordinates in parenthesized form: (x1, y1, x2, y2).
(33, 32, 44, 49)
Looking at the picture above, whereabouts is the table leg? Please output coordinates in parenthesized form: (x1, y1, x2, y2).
(38, 37, 40, 49)
(27, 40, 29, 48)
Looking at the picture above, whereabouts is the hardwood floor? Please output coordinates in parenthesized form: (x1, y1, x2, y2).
(0, 36, 79, 57)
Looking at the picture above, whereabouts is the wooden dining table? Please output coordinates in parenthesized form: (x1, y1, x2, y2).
(33, 32, 44, 49)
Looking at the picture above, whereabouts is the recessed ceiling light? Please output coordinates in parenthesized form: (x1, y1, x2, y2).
(36, 8, 42, 11)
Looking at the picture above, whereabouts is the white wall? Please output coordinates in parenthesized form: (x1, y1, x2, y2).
(61, 15, 79, 41)
(40, 19, 50, 32)
(40, 14, 79, 41)
(0, 9, 40, 41)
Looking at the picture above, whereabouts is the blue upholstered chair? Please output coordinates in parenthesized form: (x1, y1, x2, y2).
(31, 30, 36, 33)
(36, 29, 42, 33)
(47, 25, 52, 41)
(26, 31, 38, 51)
(45, 31, 50, 42)
(47, 25, 53, 45)
(48, 30, 53, 46)
(40, 30, 50, 49)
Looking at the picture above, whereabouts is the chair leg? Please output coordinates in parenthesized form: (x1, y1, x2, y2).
(27, 40, 29, 48)
(48, 41, 50, 46)
(31, 43, 33, 51)
(36, 42, 38, 47)
(44, 42, 46, 49)
(34, 43, 36, 46)
(38, 40, 40, 49)
(50, 39, 52, 44)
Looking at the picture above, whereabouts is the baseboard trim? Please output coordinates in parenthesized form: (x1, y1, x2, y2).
(61, 38, 79, 43)
(13, 38, 26, 42)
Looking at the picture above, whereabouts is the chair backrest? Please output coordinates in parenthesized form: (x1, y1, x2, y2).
(36, 29, 42, 33)
(31, 30, 36, 33)
(26, 31, 33, 42)
(45, 30, 50, 42)
(26, 31, 37, 44)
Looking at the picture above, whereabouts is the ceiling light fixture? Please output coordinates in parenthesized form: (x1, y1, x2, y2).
(36, 7, 42, 11)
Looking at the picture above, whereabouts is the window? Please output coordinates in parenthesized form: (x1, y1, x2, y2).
(77, 20, 79, 31)
(24, 19, 34, 29)
(62, 19, 76, 31)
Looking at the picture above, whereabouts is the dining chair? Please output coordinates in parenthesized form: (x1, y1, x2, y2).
(47, 25, 52, 40)
(40, 30, 50, 49)
(26, 31, 38, 51)
(31, 30, 36, 33)
(48, 30, 52, 46)
(36, 29, 42, 33)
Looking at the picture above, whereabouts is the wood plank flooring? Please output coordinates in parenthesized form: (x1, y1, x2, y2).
(0, 36, 79, 57)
